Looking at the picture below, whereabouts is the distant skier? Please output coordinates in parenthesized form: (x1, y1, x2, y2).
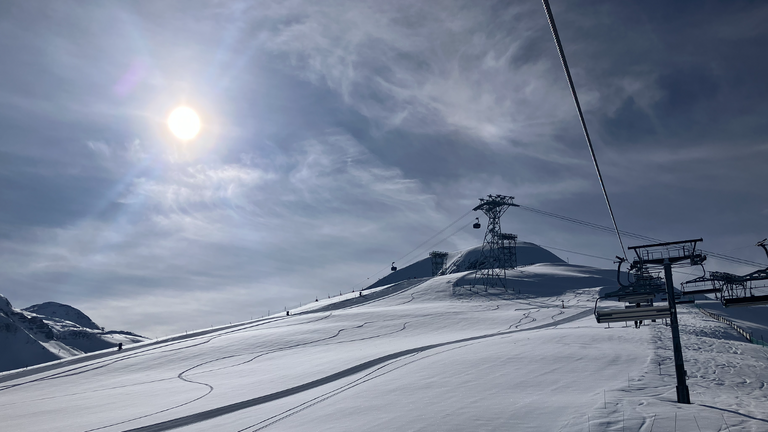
(117, 343, 123, 351)
(286, 311, 290, 316)
(359, 292, 363, 297)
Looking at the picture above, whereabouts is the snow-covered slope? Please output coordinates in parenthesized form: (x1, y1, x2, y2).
(1, 262, 766, 431)
(367, 241, 565, 289)
(0, 294, 148, 373)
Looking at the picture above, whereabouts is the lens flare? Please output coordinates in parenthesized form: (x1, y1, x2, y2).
(167, 106, 201, 140)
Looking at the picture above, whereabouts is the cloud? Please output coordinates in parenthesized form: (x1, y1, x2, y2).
(237, 0, 579, 156)
(0, 129, 454, 336)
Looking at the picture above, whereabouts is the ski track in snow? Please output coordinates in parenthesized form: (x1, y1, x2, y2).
(304, 278, 429, 314)
(5, 276, 596, 431)
(239, 343, 480, 432)
(0, 313, 337, 392)
(80, 317, 421, 431)
(122, 309, 593, 432)
(90, 290, 530, 431)
(0, 316, 290, 389)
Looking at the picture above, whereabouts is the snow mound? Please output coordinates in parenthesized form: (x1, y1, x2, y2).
(412, 262, 617, 303)
(441, 242, 565, 274)
(366, 242, 566, 289)
(23, 302, 101, 330)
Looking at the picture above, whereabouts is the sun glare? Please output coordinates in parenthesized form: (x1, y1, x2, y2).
(167, 106, 201, 140)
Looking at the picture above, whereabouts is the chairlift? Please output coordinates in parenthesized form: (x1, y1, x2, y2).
(390, 262, 397, 272)
(681, 263, 721, 297)
(473, 218, 481, 229)
(682, 239, 768, 307)
(594, 257, 670, 324)
(594, 297, 671, 324)
(615, 293, 656, 303)
(603, 257, 665, 302)
(723, 294, 768, 307)
(681, 286, 721, 296)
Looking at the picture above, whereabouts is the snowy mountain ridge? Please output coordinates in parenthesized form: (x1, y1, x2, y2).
(0, 294, 148, 373)
(23, 301, 102, 331)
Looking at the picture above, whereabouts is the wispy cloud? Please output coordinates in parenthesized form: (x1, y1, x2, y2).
(1, 129, 453, 336)
(236, 0, 585, 156)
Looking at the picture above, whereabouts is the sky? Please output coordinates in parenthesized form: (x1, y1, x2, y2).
(1, 0, 766, 338)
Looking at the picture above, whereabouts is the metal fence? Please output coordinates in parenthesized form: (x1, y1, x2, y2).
(696, 305, 768, 348)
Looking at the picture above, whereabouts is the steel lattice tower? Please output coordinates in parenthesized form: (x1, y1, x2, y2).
(473, 195, 519, 291)
(499, 233, 518, 270)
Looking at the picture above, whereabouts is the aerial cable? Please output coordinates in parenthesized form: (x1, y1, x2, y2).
(520, 205, 658, 243)
(541, 0, 628, 261)
(537, 244, 614, 262)
(347, 208, 473, 292)
(519, 205, 765, 269)
(393, 209, 473, 266)
(401, 220, 473, 268)
(537, 243, 701, 278)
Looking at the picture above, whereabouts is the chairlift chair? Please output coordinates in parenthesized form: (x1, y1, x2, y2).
(722, 294, 768, 307)
(473, 218, 481, 229)
(681, 264, 721, 297)
(390, 262, 397, 272)
(594, 257, 670, 324)
(603, 257, 665, 301)
(593, 297, 671, 324)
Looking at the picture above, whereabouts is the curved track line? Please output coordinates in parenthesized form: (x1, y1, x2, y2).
(242, 343, 477, 432)
(89, 320, 402, 429)
(124, 309, 592, 432)
(0, 316, 291, 390)
(305, 279, 430, 314)
(0, 314, 332, 392)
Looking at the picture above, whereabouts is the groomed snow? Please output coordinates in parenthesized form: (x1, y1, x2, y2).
(0, 264, 766, 431)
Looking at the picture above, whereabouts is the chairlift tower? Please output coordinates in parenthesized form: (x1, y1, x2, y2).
(628, 238, 706, 405)
(429, 251, 449, 277)
(473, 195, 519, 291)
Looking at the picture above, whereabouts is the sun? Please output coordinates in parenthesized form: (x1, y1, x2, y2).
(167, 106, 201, 140)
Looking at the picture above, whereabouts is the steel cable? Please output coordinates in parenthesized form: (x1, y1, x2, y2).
(541, 0, 629, 260)
(519, 205, 765, 268)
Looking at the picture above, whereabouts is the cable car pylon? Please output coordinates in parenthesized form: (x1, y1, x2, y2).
(472, 195, 519, 292)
